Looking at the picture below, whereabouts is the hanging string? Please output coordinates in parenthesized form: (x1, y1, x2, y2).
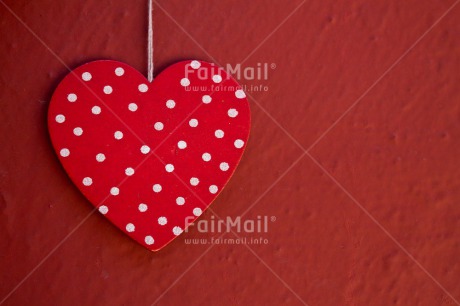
(147, 0, 154, 82)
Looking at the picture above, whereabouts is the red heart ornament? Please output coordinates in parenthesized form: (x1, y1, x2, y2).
(48, 60, 250, 251)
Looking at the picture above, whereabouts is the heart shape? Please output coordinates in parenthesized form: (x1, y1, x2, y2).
(48, 60, 250, 251)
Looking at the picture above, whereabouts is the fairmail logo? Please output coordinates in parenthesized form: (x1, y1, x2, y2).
(184, 215, 276, 233)
(184, 62, 275, 82)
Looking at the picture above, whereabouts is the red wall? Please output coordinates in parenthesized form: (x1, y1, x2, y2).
(1, 0, 459, 305)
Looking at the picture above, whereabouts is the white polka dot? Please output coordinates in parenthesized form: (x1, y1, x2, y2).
(209, 185, 218, 194)
(190, 177, 199, 186)
(73, 127, 83, 136)
(145, 236, 154, 245)
(82, 177, 92, 186)
(115, 67, 124, 76)
(82, 72, 92, 81)
(126, 223, 135, 232)
(128, 103, 138, 112)
(193, 207, 203, 216)
(110, 187, 119, 196)
(176, 197, 185, 205)
(234, 139, 245, 148)
(165, 164, 174, 172)
(173, 226, 183, 236)
(125, 167, 135, 176)
(55, 114, 65, 123)
(215, 129, 224, 138)
(166, 99, 176, 109)
(180, 78, 190, 87)
(92, 106, 101, 115)
(178, 141, 187, 149)
(212, 75, 222, 83)
(220, 162, 229, 171)
(189, 119, 198, 127)
(96, 153, 105, 162)
(140, 145, 150, 154)
(67, 93, 77, 102)
(154, 122, 164, 131)
(235, 89, 246, 99)
(114, 131, 123, 140)
(60, 148, 70, 157)
(153, 184, 162, 192)
(103, 86, 113, 94)
(202, 153, 211, 162)
(98, 205, 108, 214)
(190, 60, 201, 69)
(228, 108, 238, 118)
(158, 217, 167, 225)
(138, 203, 148, 212)
(138, 84, 148, 92)
(202, 95, 212, 104)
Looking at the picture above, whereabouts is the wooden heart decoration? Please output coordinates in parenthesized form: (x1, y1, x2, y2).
(48, 60, 250, 251)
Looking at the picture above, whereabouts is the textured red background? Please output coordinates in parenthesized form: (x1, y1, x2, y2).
(1, 0, 460, 305)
